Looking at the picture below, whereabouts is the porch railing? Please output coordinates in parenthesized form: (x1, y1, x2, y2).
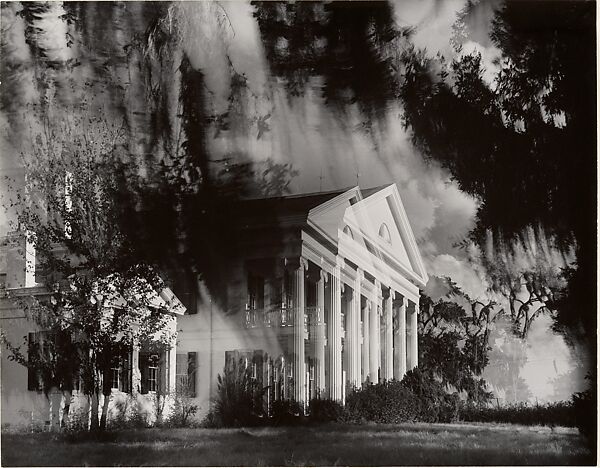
(244, 307, 323, 336)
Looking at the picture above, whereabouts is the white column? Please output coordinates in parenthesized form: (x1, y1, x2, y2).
(369, 282, 380, 383)
(315, 270, 327, 397)
(394, 295, 407, 380)
(362, 301, 370, 383)
(292, 257, 308, 404)
(132, 345, 141, 394)
(383, 290, 393, 380)
(408, 301, 419, 369)
(347, 269, 362, 388)
(167, 345, 176, 394)
(167, 316, 177, 394)
(327, 261, 343, 401)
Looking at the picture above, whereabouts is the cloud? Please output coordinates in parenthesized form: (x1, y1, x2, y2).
(427, 253, 489, 300)
(391, 0, 466, 57)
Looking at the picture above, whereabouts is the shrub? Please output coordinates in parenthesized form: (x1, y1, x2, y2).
(400, 368, 460, 423)
(337, 370, 461, 424)
(108, 396, 150, 430)
(459, 401, 576, 427)
(63, 405, 90, 432)
(166, 385, 199, 427)
(271, 400, 305, 425)
(572, 378, 596, 449)
(344, 380, 420, 424)
(308, 398, 344, 423)
(207, 358, 265, 427)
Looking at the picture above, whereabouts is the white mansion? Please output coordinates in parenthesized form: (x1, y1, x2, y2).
(0, 184, 428, 426)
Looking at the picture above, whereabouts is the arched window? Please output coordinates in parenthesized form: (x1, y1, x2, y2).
(343, 225, 354, 239)
(378, 223, 392, 244)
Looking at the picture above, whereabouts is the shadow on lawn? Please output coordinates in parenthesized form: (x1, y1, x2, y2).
(1, 423, 595, 467)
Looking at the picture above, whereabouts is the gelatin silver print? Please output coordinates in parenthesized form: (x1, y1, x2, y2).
(0, 1, 596, 466)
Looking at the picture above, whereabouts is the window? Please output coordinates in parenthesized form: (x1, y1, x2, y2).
(176, 352, 197, 397)
(282, 271, 293, 309)
(108, 350, 132, 392)
(27, 331, 52, 391)
(378, 223, 392, 244)
(343, 225, 354, 239)
(169, 269, 198, 315)
(247, 272, 264, 310)
(148, 363, 158, 392)
(111, 366, 121, 390)
(27, 330, 83, 392)
(139, 352, 162, 394)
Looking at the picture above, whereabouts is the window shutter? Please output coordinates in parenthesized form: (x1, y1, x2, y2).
(27, 332, 37, 391)
(187, 352, 197, 397)
(176, 354, 187, 375)
(160, 352, 167, 394)
(139, 354, 149, 394)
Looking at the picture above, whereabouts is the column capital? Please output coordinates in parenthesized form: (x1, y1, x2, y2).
(286, 256, 309, 271)
(335, 255, 346, 269)
(319, 269, 328, 283)
(356, 268, 364, 283)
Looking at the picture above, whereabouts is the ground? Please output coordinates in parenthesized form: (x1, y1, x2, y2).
(1, 422, 594, 466)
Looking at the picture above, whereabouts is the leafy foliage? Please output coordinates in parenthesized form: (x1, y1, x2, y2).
(2, 109, 177, 431)
(208, 358, 266, 427)
(270, 400, 304, 426)
(252, 1, 404, 124)
(342, 369, 461, 424)
(459, 401, 576, 428)
(571, 373, 597, 448)
(344, 379, 420, 424)
(167, 385, 199, 428)
(400, 1, 596, 350)
(307, 398, 344, 423)
(419, 288, 495, 405)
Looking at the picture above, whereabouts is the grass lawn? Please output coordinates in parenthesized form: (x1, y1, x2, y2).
(1, 422, 594, 466)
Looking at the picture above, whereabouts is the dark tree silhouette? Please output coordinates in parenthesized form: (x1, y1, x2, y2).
(400, 1, 596, 353)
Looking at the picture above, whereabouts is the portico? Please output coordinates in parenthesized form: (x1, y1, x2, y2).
(238, 184, 428, 407)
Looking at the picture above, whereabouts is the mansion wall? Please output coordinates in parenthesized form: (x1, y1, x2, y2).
(1, 185, 427, 427)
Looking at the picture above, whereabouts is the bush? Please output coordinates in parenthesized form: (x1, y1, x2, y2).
(459, 401, 576, 427)
(338, 370, 461, 424)
(400, 368, 460, 423)
(61, 406, 90, 433)
(166, 386, 199, 427)
(343, 380, 420, 424)
(308, 398, 344, 423)
(271, 400, 305, 426)
(108, 396, 150, 430)
(206, 358, 265, 427)
(572, 379, 596, 449)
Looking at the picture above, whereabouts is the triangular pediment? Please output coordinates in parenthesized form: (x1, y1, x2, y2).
(307, 186, 363, 244)
(307, 185, 428, 289)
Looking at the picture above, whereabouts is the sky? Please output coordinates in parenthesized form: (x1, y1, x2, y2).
(0, 0, 586, 402)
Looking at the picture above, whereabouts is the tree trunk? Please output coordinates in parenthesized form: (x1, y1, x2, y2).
(99, 362, 113, 430)
(90, 391, 100, 431)
(61, 390, 72, 428)
(99, 392, 111, 430)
